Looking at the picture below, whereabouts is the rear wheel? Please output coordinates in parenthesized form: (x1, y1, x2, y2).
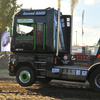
(16, 66, 35, 87)
(89, 69, 100, 91)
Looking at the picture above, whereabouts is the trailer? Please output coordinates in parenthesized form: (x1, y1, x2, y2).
(9, 7, 100, 91)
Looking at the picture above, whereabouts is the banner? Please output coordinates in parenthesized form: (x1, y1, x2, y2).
(0, 31, 11, 51)
(82, 27, 84, 36)
(82, 10, 85, 25)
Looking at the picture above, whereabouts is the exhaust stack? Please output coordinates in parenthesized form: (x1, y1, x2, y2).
(56, 0, 61, 56)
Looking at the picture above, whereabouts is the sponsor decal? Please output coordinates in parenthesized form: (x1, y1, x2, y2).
(74, 62, 89, 66)
(76, 70, 80, 75)
(61, 60, 69, 64)
(71, 56, 76, 60)
(71, 56, 90, 61)
(63, 69, 75, 75)
(62, 55, 69, 64)
(63, 69, 87, 76)
(63, 55, 68, 60)
(23, 12, 35, 15)
(17, 19, 33, 23)
(77, 56, 90, 60)
(16, 48, 23, 51)
(52, 68, 59, 73)
(97, 54, 100, 59)
(23, 11, 46, 16)
(82, 71, 87, 76)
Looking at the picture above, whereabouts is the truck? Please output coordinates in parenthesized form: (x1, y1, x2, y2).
(9, 7, 100, 91)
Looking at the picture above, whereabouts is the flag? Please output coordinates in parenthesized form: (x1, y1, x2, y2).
(82, 10, 85, 25)
(82, 27, 84, 35)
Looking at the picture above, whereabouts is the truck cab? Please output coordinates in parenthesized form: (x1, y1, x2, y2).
(11, 8, 72, 54)
(9, 8, 100, 91)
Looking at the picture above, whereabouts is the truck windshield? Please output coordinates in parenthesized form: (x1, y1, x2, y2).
(16, 19, 34, 36)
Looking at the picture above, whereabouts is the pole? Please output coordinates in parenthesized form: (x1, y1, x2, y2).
(82, 10, 85, 46)
(4, 51, 6, 57)
(82, 34, 83, 46)
(56, 0, 61, 56)
(76, 31, 77, 45)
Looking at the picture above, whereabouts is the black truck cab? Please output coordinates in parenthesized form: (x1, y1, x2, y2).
(9, 8, 100, 91)
(11, 8, 72, 54)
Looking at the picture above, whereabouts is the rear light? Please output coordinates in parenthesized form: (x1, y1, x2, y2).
(11, 66, 14, 71)
(54, 58, 57, 64)
(11, 66, 13, 68)
(13, 56, 15, 58)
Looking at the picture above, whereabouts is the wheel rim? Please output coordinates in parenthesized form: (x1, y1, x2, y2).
(95, 74, 100, 88)
(19, 70, 31, 83)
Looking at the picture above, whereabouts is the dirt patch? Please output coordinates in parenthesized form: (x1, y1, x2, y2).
(0, 78, 99, 100)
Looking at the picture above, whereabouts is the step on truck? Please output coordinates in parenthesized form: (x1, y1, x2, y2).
(9, 7, 100, 91)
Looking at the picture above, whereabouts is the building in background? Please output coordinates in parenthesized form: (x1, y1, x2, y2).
(72, 46, 95, 55)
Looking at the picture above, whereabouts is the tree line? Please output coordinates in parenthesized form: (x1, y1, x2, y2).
(0, 0, 22, 31)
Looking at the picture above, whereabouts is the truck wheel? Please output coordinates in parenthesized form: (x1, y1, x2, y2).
(38, 78, 52, 84)
(89, 69, 100, 91)
(16, 66, 35, 87)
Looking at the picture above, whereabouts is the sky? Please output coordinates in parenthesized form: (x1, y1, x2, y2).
(17, 0, 100, 46)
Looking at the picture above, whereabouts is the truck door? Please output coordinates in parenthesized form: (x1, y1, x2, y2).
(34, 17, 46, 52)
(14, 18, 34, 52)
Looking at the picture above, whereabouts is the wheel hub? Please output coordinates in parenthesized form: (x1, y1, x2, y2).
(19, 70, 31, 83)
(95, 74, 100, 88)
(97, 77, 100, 85)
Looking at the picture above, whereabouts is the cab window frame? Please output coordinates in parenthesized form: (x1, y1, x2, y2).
(15, 17, 34, 36)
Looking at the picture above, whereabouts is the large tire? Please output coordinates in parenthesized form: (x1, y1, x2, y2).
(89, 69, 100, 91)
(38, 77, 52, 84)
(16, 66, 35, 87)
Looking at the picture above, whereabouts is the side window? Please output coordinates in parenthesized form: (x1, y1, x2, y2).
(34, 23, 46, 50)
(66, 18, 70, 27)
(37, 23, 43, 45)
(16, 19, 34, 36)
